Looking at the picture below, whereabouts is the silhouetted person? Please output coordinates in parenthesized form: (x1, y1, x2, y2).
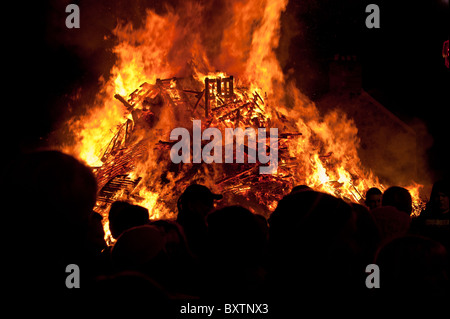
(110, 223, 197, 297)
(149, 219, 200, 296)
(422, 179, 450, 217)
(371, 207, 411, 244)
(371, 186, 412, 244)
(205, 205, 268, 299)
(108, 201, 150, 239)
(290, 184, 312, 194)
(412, 179, 450, 251)
(351, 203, 382, 270)
(176, 184, 222, 257)
(268, 191, 360, 303)
(111, 225, 166, 281)
(86, 212, 108, 278)
(6, 150, 98, 293)
(375, 235, 449, 299)
(365, 187, 382, 210)
(150, 220, 191, 257)
(381, 186, 412, 215)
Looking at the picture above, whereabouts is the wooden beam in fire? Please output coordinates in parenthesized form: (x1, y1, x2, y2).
(95, 76, 303, 214)
(114, 94, 134, 111)
(100, 119, 133, 163)
(98, 174, 142, 203)
(95, 140, 148, 191)
(182, 89, 205, 113)
(205, 76, 234, 118)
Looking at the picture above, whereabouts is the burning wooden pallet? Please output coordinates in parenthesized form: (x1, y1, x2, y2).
(94, 75, 303, 216)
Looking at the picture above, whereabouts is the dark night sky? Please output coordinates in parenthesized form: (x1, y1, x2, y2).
(5, 0, 449, 180)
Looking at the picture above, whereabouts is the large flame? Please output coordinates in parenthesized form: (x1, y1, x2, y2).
(61, 0, 424, 241)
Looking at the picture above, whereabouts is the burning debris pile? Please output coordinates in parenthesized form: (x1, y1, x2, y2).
(94, 75, 304, 218)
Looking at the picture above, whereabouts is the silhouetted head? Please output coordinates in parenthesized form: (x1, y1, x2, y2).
(177, 184, 222, 218)
(111, 225, 165, 273)
(382, 186, 412, 215)
(269, 191, 354, 250)
(429, 179, 450, 215)
(108, 201, 150, 239)
(268, 191, 357, 295)
(149, 219, 192, 259)
(207, 205, 267, 263)
(7, 150, 99, 289)
(365, 187, 382, 210)
(11, 150, 98, 243)
(290, 184, 312, 194)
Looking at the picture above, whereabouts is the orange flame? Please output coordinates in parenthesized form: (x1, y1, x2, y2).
(60, 0, 425, 240)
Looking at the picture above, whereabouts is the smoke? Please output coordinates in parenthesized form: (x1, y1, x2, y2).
(405, 118, 435, 191)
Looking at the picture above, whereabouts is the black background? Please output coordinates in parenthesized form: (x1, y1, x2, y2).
(4, 0, 449, 181)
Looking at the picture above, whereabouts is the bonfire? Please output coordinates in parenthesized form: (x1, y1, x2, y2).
(60, 0, 424, 242)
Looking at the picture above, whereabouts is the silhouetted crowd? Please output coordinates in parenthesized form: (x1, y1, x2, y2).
(4, 150, 449, 314)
